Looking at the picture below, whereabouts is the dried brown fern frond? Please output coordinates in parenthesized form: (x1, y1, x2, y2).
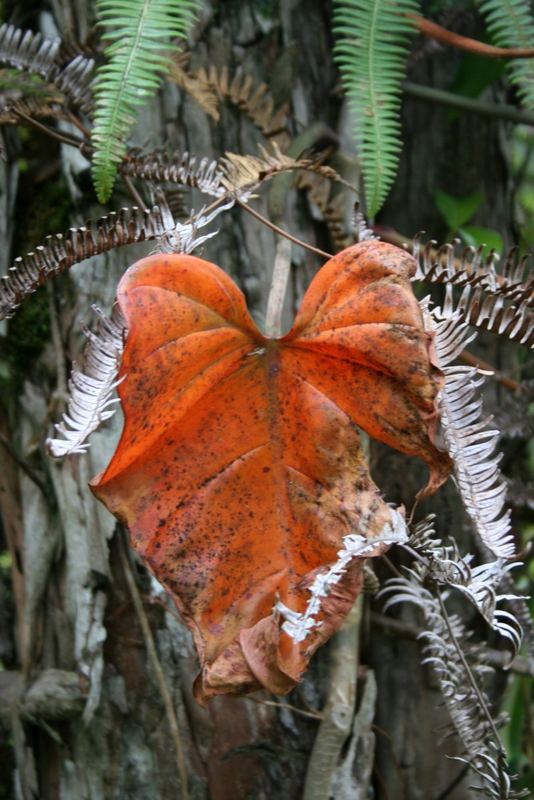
(296, 170, 354, 251)
(220, 142, 353, 197)
(0, 24, 94, 113)
(192, 64, 289, 141)
(0, 206, 173, 320)
(0, 199, 234, 321)
(167, 57, 220, 121)
(414, 235, 534, 307)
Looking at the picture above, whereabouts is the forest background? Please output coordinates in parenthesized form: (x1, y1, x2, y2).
(0, 1, 534, 798)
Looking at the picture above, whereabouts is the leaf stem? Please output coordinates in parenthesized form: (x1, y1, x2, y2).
(236, 198, 332, 259)
(437, 591, 503, 748)
(412, 14, 534, 58)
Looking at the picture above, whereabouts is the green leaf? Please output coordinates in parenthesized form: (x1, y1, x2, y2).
(332, 0, 420, 217)
(447, 51, 505, 121)
(435, 189, 484, 232)
(477, 0, 534, 110)
(459, 225, 504, 255)
(91, 0, 201, 203)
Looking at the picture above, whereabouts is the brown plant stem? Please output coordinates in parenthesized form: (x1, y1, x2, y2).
(459, 350, 522, 392)
(13, 109, 90, 152)
(411, 14, 534, 58)
(236, 198, 333, 259)
(122, 174, 146, 209)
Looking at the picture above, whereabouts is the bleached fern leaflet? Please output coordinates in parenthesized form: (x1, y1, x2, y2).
(424, 297, 516, 558)
(47, 305, 126, 457)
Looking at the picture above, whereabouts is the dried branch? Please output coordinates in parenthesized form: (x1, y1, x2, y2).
(0, 205, 177, 320)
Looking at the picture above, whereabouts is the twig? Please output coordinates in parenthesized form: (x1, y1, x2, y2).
(0, 434, 47, 496)
(122, 174, 146, 209)
(411, 15, 534, 59)
(265, 237, 292, 337)
(66, 111, 91, 139)
(381, 554, 403, 579)
(403, 81, 534, 127)
(433, 763, 471, 800)
(245, 696, 324, 721)
(236, 198, 333, 259)
(47, 284, 67, 403)
(118, 536, 189, 800)
(12, 109, 91, 152)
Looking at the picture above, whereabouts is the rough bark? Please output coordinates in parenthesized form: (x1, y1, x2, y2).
(0, 1, 517, 799)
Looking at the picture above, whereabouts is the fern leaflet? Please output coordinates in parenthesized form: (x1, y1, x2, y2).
(477, 0, 534, 110)
(91, 0, 200, 202)
(332, 0, 420, 216)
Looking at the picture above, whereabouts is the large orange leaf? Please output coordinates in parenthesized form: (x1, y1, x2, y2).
(91, 241, 451, 701)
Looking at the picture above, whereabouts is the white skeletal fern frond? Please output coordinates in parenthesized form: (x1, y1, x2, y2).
(423, 293, 516, 559)
(409, 516, 523, 654)
(47, 199, 233, 457)
(380, 574, 524, 799)
(47, 304, 126, 457)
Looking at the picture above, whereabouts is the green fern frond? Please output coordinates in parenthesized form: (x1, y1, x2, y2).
(332, 0, 419, 217)
(92, 0, 200, 203)
(477, 0, 534, 110)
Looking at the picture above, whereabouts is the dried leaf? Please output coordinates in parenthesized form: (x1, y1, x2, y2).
(91, 241, 451, 700)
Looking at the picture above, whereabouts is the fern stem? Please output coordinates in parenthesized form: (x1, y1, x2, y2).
(437, 592, 503, 749)
(403, 81, 534, 125)
(12, 108, 90, 150)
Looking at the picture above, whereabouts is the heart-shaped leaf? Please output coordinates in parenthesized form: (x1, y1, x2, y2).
(91, 241, 451, 701)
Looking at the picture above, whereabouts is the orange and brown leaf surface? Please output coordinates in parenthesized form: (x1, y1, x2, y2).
(91, 241, 451, 701)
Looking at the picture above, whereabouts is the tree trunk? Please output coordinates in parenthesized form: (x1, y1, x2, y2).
(0, 2, 516, 798)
